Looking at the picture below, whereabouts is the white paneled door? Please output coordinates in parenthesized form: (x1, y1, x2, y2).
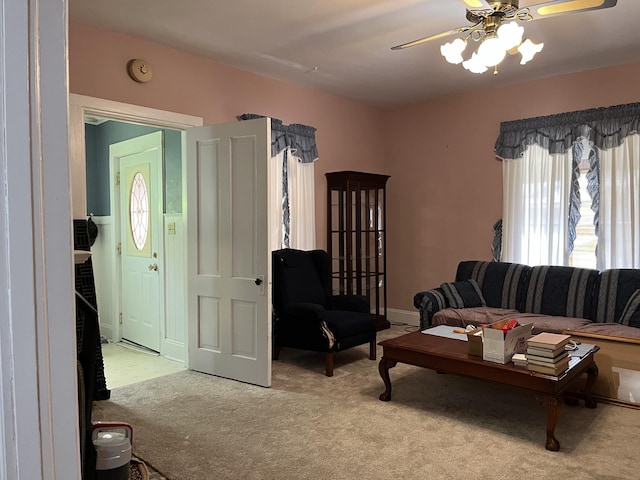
(187, 118, 272, 387)
(112, 131, 164, 352)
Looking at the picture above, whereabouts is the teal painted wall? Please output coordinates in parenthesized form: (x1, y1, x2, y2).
(85, 120, 182, 215)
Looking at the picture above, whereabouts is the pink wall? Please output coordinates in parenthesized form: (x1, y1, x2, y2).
(385, 62, 640, 310)
(70, 21, 640, 314)
(69, 21, 387, 250)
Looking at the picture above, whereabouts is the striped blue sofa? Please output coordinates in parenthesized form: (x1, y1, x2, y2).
(414, 260, 640, 339)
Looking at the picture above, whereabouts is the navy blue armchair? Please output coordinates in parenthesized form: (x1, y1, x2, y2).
(272, 248, 376, 376)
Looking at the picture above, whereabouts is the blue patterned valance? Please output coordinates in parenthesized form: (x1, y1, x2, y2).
(495, 102, 640, 160)
(237, 113, 318, 163)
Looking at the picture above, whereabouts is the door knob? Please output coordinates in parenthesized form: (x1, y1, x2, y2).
(148, 263, 158, 272)
(255, 277, 263, 285)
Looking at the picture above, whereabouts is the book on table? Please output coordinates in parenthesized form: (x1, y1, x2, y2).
(526, 344, 567, 358)
(512, 353, 528, 366)
(525, 350, 569, 365)
(526, 355, 570, 370)
(527, 332, 571, 350)
(526, 359, 571, 376)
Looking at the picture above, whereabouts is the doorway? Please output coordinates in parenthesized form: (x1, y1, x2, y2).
(72, 94, 203, 366)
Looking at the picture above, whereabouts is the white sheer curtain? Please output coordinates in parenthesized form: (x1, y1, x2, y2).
(269, 148, 316, 251)
(269, 149, 285, 251)
(597, 133, 640, 269)
(287, 152, 316, 250)
(502, 143, 572, 265)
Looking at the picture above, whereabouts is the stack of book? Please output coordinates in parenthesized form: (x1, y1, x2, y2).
(525, 332, 571, 376)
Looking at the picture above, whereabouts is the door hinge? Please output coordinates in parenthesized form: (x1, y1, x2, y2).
(119, 313, 123, 325)
(115, 171, 120, 186)
(117, 242, 122, 255)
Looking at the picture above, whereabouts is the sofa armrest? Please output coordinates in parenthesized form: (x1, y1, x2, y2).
(331, 294, 370, 313)
(413, 288, 448, 329)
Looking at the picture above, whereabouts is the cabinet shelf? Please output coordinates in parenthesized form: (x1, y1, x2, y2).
(331, 272, 386, 278)
(326, 170, 390, 331)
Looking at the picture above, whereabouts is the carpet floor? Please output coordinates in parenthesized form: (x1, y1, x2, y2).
(94, 325, 640, 480)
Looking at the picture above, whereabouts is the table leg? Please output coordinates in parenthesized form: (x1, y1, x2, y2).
(378, 356, 397, 401)
(538, 394, 562, 451)
(584, 362, 599, 409)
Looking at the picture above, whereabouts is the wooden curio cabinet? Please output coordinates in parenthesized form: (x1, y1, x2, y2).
(326, 171, 390, 331)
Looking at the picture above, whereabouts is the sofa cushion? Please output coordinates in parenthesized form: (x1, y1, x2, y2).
(432, 307, 520, 328)
(596, 270, 640, 324)
(618, 289, 640, 327)
(455, 260, 531, 311)
(431, 307, 593, 335)
(510, 313, 593, 335)
(440, 279, 486, 308)
(524, 265, 599, 320)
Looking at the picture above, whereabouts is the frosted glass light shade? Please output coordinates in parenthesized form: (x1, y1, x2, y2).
(462, 53, 488, 74)
(476, 36, 506, 67)
(497, 21, 524, 50)
(518, 39, 544, 64)
(440, 38, 467, 64)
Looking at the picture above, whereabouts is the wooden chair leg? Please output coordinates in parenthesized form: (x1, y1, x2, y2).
(369, 339, 376, 360)
(325, 353, 334, 377)
(273, 345, 281, 360)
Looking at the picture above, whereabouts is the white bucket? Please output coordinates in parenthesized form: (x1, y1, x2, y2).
(92, 422, 132, 480)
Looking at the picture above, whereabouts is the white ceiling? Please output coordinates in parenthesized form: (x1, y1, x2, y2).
(68, 0, 640, 108)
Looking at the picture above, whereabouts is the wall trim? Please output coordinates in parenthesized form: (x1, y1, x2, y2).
(387, 308, 420, 327)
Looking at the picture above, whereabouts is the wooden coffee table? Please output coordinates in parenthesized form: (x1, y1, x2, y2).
(378, 330, 599, 451)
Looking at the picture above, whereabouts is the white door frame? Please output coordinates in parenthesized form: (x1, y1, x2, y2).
(69, 95, 203, 362)
(1, 1, 77, 477)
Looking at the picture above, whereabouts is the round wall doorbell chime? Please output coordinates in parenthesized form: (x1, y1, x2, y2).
(127, 59, 153, 83)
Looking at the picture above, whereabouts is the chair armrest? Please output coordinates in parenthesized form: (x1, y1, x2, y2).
(276, 303, 335, 350)
(331, 294, 370, 313)
(282, 302, 326, 321)
(413, 288, 448, 329)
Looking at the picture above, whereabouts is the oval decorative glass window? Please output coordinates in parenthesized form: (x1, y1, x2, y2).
(130, 172, 149, 251)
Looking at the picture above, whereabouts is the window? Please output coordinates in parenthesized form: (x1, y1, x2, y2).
(495, 103, 640, 270)
(130, 171, 149, 251)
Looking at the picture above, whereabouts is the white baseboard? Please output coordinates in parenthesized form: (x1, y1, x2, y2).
(387, 308, 420, 327)
(162, 338, 185, 364)
(99, 321, 115, 340)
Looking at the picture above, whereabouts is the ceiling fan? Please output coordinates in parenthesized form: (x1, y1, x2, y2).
(391, 0, 618, 74)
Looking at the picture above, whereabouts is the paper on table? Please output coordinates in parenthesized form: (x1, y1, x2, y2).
(421, 325, 468, 341)
(567, 343, 597, 358)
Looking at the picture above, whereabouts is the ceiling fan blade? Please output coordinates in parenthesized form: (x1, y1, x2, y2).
(526, 0, 617, 18)
(458, 0, 493, 9)
(391, 27, 470, 50)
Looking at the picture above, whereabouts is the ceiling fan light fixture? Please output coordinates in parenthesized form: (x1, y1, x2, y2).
(518, 38, 544, 64)
(441, 38, 467, 64)
(393, 0, 618, 74)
